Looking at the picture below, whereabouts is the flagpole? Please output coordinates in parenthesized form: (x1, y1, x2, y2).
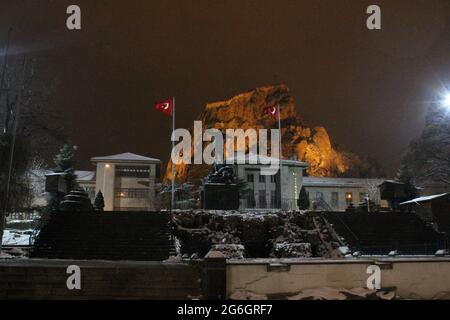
(277, 104, 283, 210)
(171, 97, 175, 211)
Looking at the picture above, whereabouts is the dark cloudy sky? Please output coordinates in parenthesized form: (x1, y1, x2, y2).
(1, 0, 449, 175)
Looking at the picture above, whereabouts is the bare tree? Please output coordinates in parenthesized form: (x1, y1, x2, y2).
(365, 179, 381, 205)
(401, 104, 450, 186)
(1, 42, 64, 249)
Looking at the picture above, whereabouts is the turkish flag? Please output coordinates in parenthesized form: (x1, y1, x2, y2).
(154, 98, 174, 116)
(263, 105, 278, 119)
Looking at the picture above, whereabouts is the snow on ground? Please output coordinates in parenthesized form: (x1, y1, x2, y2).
(7, 219, 35, 224)
(338, 246, 350, 255)
(2, 229, 34, 246)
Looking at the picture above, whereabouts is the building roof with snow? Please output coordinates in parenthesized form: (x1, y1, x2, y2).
(399, 193, 450, 206)
(75, 170, 96, 182)
(303, 177, 383, 188)
(91, 152, 160, 164)
(379, 180, 405, 185)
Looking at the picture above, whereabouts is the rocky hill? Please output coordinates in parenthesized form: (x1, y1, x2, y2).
(165, 84, 379, 184)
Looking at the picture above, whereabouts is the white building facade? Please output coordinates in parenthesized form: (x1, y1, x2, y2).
(230, 155, 308, 210)
(88, 152, 161, 211)
(302, 177, 383, 211)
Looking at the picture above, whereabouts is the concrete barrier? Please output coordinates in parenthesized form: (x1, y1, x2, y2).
(226, 257, 450, 299)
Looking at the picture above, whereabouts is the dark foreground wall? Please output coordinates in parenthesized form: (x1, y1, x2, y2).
(31, 211, 175, 261)
(0, 259, 202, 299)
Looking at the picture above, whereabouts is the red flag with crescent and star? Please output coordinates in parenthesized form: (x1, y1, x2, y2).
(154, 98, 174, 116)
(263, 105, 278, 119)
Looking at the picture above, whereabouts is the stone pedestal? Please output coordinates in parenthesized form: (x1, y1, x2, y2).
(202, 183, 239, 210)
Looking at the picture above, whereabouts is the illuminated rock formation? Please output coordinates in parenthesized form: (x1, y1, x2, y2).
(165, 84, 364, 184)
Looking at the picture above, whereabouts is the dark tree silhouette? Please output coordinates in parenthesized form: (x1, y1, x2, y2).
(297, 186, 310, 210)
(94, 191, 105, 211)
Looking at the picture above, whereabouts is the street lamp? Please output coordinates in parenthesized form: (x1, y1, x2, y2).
(443, 92, 450, 109)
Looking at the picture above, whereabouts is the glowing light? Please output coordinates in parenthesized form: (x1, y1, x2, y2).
(443, 93, 450, 108)
(105, 164, 110, 168)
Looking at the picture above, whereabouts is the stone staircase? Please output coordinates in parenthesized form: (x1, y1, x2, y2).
(30, 211, 176, 261)
(323, 212, 445, 255)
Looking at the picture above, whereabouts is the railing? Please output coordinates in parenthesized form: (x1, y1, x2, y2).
(312, 198, 333, 211)
(281, 199, 298, 211)
(7, 211, 40, 221)
(243, 198, 299, 210)
(354, 241, 447, 256)
(174, 199, 199, 210)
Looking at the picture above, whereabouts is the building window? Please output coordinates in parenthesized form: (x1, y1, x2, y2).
(345, 192, 353, 205)
(115, 165, 150, 178)
(247, 189, 255, 208)
(259, 175, 266, 183)
(316, 191, 324, 200)
(270, 175, 277, 183)
(332, 192, 338, 207)
(293, 173, 298, 196)
(115, 188, 148, 198)
(155, 163, 161, 179)
(270, 190, 277, 208)
(84, 186, 96, 200)
(247, 174, 254, 183)
(360, 193, 367, 203)
(258, 190, 266, 208)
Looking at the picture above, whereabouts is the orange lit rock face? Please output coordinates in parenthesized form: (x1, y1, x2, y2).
(165, 84, 350, 184)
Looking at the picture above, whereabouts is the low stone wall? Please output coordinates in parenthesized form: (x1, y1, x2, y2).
(2, 256, 450, 299)
(0, 259, 202, 299)
(226, 257, 450, 299)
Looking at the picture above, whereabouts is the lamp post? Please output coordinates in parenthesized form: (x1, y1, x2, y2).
(443, 93, 450, 109)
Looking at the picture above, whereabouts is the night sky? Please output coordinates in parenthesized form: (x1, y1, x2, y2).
(1, 0, 450, 175)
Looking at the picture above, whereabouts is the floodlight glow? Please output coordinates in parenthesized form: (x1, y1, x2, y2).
(443, 93, 450, 108)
